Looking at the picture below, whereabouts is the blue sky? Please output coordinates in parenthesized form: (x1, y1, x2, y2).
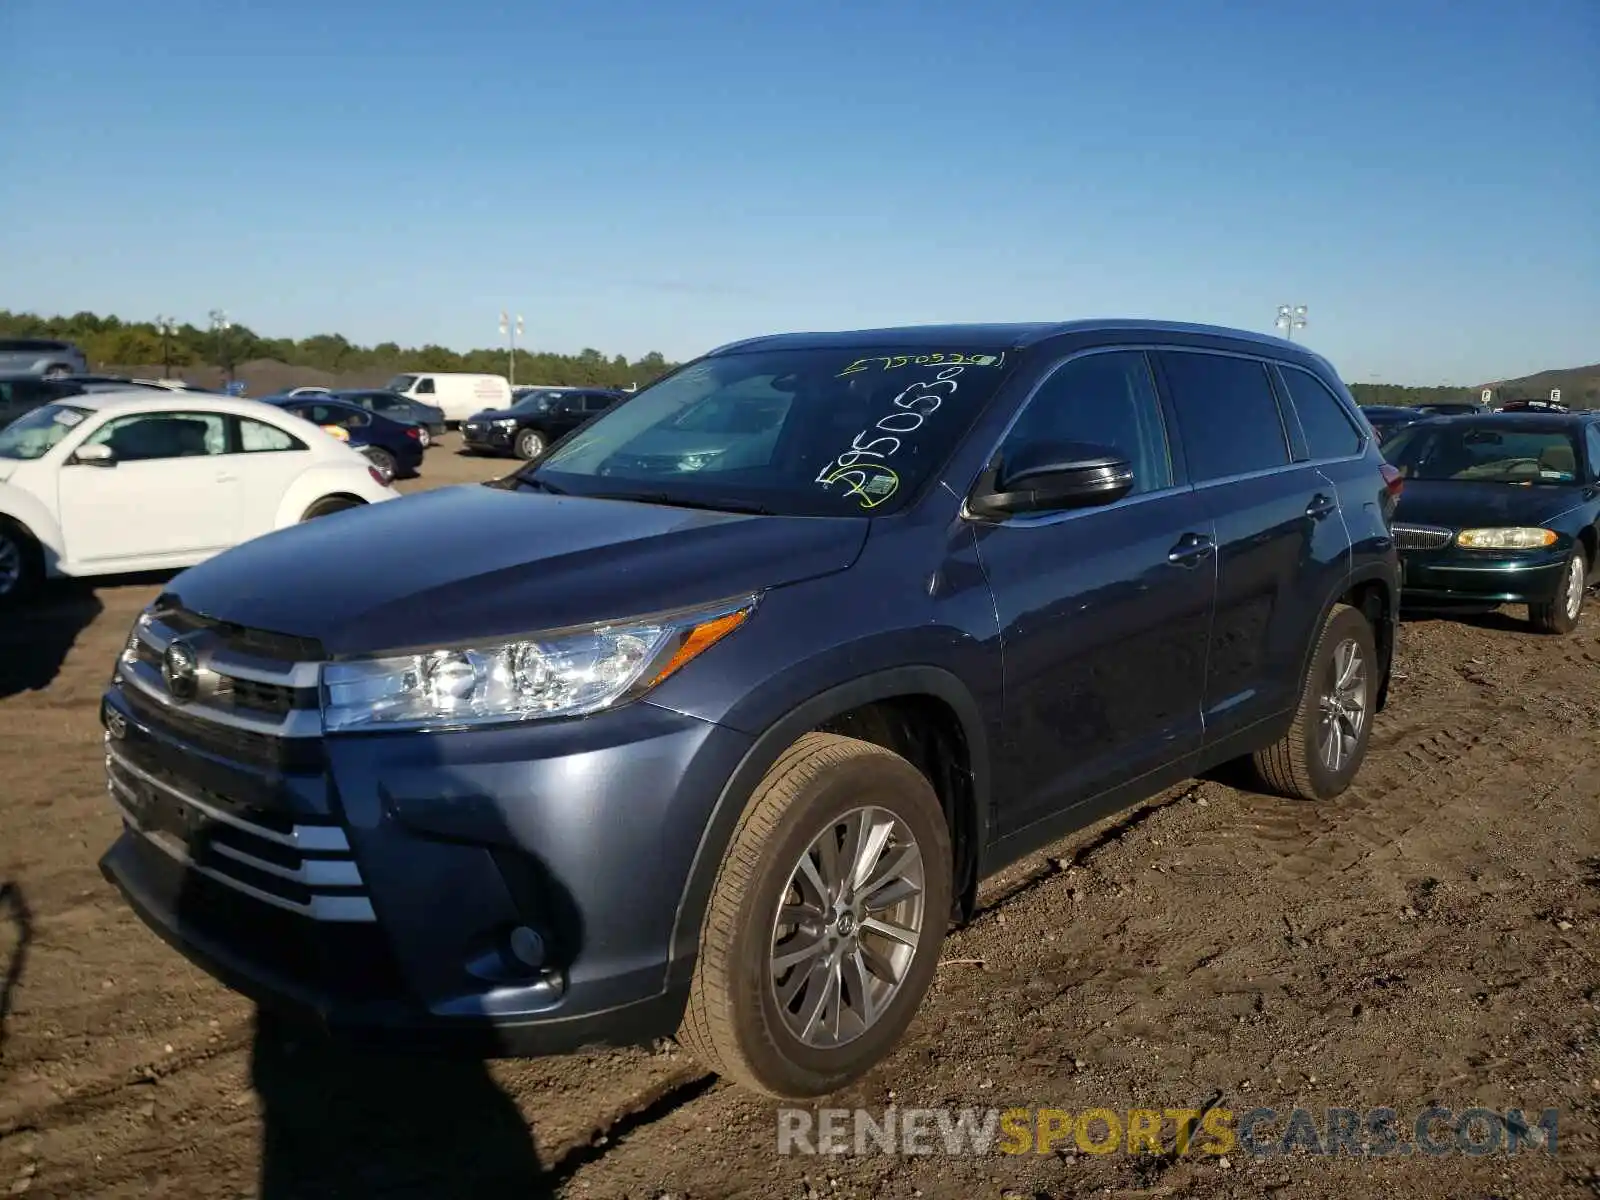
(2, 0, 1595, 384)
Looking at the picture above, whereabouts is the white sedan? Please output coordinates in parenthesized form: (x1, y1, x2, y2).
(0, 390, 397, 603)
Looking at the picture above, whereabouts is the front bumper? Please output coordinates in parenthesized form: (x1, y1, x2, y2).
(97, 674, 753, 1054)
(1399, 547, 1569, 607)
(461, 423, 517, 453)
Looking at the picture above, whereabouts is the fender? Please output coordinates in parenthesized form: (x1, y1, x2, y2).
(271, 459, 388, 528)
(664, 664, 992, 990)
(1302, 559, 1399, 714)
(0, 482, 66, 575)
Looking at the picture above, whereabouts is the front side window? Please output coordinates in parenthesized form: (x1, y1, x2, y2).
(996, 350, 1173, 496)
(525, 346, 1015, 515)
(414, 378, 435, 395)
(1159, 351, 1291, 482)
(1280, 365, 1363, 459)
(84, 412, 227, 461)
(1383, 424, 1581, 484)
(0, 403, 91, 460)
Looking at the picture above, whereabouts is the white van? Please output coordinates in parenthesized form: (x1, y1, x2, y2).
(385, 372, 513, 425)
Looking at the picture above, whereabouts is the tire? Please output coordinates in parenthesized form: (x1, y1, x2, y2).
(1250, 603, 1378, 801)
(677, 732, 952, 1099)
(514, 428, 545, 460)
(42, 364, 70, 380)
(0, 518, 43, 607)
(301, 496, 366, 521)
(1528, 547, 1587, 635)
(362, 447, 397, 483)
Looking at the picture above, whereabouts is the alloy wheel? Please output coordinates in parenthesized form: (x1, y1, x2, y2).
(769, 806, 926, 1050)
(0, 532, 20, 596)
(1317, 638, 1368, 773)
(1564, 556, 1585, 621)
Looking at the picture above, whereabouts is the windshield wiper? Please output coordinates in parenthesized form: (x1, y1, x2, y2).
(589, 490, 776, 516)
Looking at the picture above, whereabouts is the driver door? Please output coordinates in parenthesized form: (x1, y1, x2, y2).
(972, 349, 1215, 833)
(56, 411, 241, 568)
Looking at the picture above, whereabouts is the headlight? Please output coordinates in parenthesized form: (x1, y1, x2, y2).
(1455, 527, 1558, 550)
(121, 610, 154, 668)
(679, 450, 721, 472)
(493, 418, 518, 428)
(320, 595, 758, 732)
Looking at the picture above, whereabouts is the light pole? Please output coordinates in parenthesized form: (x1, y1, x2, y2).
(208, 309, 233, 382)
(1275, 304, 1308, 341)
(499, 311, 524, 387)
(155, 315, 178, 378)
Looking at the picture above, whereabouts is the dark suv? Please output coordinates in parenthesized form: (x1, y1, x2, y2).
(461, 387, 624, 459)
(98, 320, 1399, 1099)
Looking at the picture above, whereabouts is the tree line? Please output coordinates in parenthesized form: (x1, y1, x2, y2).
(3, 309, 1584, 407)
(0, 310, 676, 390)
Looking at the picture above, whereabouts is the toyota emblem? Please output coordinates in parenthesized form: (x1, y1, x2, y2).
(162, 639, 200, 702)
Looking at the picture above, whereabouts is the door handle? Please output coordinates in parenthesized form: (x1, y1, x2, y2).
(216, 472, 238, 483)
(1168, 532, 1215, 567)
(1306, 493, 1337, 520)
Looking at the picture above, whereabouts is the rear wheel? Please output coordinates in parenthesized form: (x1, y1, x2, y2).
(1250, 603, 1378, 801)
(1529, 547, 1587, 635)
(301, 496, 366, 521)
(514, 428, 546, 460)
(363, 447, 397, 483)
(0, 519, 43, 607)
(42, 364, 71, 380)
(415, 425, 432, 450)
(677, 732, 951, 1099)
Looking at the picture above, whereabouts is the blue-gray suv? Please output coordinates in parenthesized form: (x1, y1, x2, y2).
(99, 320, 1401, 1098)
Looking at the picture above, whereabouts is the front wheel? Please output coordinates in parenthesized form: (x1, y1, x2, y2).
(362, 447, 397, 483)
(1251, 603, 1378, 801)
(677, 732, 952, 1099)
(514, 428, 546, 460)
(1529, 548, 1587, 635)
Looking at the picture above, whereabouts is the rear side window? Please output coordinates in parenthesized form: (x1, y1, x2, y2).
(238, 417, 305, 452)
(1158, 351, 1290, 481)
(999, 350, 1173, 496)
(1280, 366, 1363, 459)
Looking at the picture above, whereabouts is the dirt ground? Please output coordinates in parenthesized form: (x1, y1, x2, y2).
(1, 435, 1597, 1199)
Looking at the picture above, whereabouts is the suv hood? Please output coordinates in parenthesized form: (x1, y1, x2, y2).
(1394, 480, 1582, 530)
(166, 483, 870, 655)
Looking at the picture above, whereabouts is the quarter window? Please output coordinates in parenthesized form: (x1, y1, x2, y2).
(1280, 366, 1362, 459)
(998, 351, 1173, 496)
(238, 417, 304, 452)
(1158, 352, 1290, 481)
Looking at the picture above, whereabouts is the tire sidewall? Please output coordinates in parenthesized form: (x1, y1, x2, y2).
(0, 520, 41, 606)
(1297, 607, 1379, 796)
(364, 448, 396, 480)
(723, 752, 952, 1094)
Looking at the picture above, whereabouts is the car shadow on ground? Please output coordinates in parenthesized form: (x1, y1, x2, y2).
(250, 1012, 551, 1199)
(0, 584, 103, 700)
(0, 882, 33, 1062)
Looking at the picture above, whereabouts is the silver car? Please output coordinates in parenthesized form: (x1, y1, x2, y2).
(0, 338, 88, 378)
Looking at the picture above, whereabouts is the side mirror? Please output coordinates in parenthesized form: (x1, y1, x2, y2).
(969, 441, 1134, 518)
(73, 442, 116, 467)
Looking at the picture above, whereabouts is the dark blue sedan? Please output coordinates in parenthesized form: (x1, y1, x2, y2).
(330, 389, 448, 445)
(266, 394, 425, 482)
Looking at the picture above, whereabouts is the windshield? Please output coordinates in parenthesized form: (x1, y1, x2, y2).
(0, 403, 92, 460)
(519, 346, 1014, 516)
(1383, 424, 1582, 484)
(385, 375, 417, 392)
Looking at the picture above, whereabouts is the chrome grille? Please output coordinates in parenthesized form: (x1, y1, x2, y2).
(1391, 523, 1455, 551)
(105, 740, 373, 922)
(118, 608, 321, 737)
